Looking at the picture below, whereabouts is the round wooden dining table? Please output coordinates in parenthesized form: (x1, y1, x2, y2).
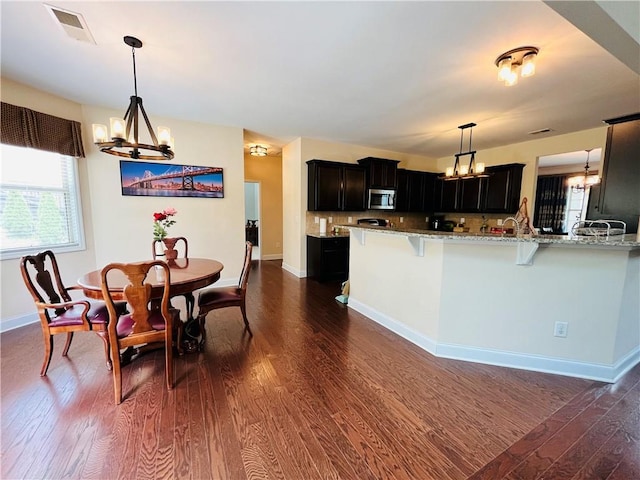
(78, 258, 224, 354)
(77, 258, 224, 301)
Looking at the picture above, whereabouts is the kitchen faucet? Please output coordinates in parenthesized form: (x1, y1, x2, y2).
(502, 216, 520, 236)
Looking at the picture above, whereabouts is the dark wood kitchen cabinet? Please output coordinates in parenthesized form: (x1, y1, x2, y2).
(586, 113, 640, 233)
(357, 157, 399, 189)
(307, 160, 366, 211)
(435, 177, 485, 212)
(483, 163, 524, 213)
(434, 163, 523, 213)
(396, 170, 437, 212)
(306, 235, 349, 282)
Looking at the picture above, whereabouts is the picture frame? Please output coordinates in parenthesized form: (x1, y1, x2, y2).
(119, 160, 224, 198)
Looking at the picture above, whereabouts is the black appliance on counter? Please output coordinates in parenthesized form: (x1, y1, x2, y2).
(357, 218, 389, 226)
(429, 215, 455, 231)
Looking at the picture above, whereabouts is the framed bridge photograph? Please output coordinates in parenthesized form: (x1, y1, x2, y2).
(119, 160, 224, 198)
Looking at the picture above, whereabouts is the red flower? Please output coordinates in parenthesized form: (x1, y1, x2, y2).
(153, 212, 167, 221)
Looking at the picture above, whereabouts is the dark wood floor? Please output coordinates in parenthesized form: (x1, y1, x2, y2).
(2, 260, 638, 480)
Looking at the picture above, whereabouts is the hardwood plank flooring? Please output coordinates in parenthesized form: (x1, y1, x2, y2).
(2, 259, 638, 479)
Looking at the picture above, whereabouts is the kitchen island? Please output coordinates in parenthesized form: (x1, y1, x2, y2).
(343, 225, 640, 382)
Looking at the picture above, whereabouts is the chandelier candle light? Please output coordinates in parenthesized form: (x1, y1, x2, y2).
(92, 36, 174, 160)
(441, 123, 488, 180)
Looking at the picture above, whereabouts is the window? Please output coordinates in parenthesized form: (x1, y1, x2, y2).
(0, 144, 85, 259)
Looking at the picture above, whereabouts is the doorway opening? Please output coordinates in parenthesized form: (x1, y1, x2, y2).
(534, 149, 601, 234)
(244, 181, 260, 260)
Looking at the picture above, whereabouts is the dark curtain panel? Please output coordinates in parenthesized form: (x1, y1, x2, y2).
(0, 102, 85, 157)
(534, 175, 568, 232)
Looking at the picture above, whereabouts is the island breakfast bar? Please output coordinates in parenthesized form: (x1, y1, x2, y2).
(345, 225, 640, 383)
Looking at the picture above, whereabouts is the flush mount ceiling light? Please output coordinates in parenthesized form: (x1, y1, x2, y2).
(92, 36, 174, 160)
(567, 149, 600, 192)
(495, 46, 539, 86)
(250, 145, 267, 156)
(440, 123, 489, 180)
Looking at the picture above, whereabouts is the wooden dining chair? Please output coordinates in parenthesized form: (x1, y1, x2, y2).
(196, 242, 253, 349)
(101, 260, 179, 405)
(20, 250, 126, 376)
(152, 236, 194, 320)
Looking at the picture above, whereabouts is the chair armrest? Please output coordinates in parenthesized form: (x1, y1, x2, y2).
(35, 299, 92, 327)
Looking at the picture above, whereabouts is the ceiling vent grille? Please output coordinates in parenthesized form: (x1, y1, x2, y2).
(45, 4, 95, 44)
(528, 128, 553, 135)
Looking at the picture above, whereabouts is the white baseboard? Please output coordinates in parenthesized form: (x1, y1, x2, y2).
(281, 262, 305, 278)
(348, 296, 638, 383)
(348, 297, 438, 354)
(1, 313, 38, 333)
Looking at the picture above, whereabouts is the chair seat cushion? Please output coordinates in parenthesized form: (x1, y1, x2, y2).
(116, 310, 166, 338)
(198, 287, 241, 307)
(50, 300, 126, 327)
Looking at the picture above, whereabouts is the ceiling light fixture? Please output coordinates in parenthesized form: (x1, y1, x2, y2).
(567, 149, 600, 192)
(250, 145, 267, 156)
(495, 46, 539, 86)
(441, 123, 488, 180)
(92, 36, 174, 160)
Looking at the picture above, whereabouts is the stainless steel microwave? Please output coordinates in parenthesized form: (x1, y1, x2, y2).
(368, 188, 396, 210)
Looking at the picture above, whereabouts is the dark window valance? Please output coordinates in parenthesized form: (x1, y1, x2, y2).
(1, 102, 85, 157)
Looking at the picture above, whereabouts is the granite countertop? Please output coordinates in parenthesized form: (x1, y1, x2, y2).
(341, 224, 640, 248)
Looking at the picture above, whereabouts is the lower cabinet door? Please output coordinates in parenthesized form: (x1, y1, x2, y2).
(307, 236, 349, 282)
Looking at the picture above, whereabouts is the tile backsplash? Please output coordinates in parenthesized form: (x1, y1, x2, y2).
(306, 211, 515, 233)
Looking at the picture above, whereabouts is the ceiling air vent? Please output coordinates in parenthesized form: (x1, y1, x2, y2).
(45, 4, 95, 44)
(528, 128, 553, 135)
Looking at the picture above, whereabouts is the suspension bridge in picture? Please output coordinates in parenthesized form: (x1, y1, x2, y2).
(126, 166, 222, 191)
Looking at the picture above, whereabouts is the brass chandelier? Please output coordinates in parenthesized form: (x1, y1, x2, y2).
(92, 36, 174, 161)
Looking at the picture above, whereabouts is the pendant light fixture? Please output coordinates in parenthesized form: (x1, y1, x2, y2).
(92, 36, 174, 160)
(495, 46, 539, 86)
(567, 149, 600, 192)
(440, 123, 488, 180)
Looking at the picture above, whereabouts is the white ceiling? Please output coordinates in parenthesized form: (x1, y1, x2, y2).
(1, 1, 639, 159)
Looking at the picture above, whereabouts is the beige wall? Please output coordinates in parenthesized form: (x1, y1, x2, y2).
(244, 153, 283, 260)
(1, 78, 246, 329)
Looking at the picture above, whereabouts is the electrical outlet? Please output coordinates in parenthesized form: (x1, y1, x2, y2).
(460, 217, 466, 224)
(314, 216, 319, 224)
(554, 321, 568, 338)
(497, 219, 503, 226)
(328, 217, 333, 223)
(400, 217, 404, 223)
(348, 216, 353, 223)
(276, 242, 281, 247)
(426, 216, 429, 222)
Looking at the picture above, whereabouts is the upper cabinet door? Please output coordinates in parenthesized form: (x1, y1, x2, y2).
(342, 164, 367, 211)
(307, 160, 367, 211)
(458, 176, 485, 212)
(357, 157, 399, 189)
(307, 161, 341, 211)
(484, 164, 524, 213)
